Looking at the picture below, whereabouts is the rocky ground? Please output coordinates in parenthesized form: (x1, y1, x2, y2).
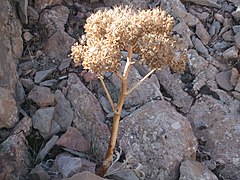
(0, 0, 240, 179)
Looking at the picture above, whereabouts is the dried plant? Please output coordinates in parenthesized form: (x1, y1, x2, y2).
(70, 6, 187, 176)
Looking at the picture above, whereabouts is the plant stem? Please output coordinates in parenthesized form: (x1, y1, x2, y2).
(99, 76, 115, 111)
(127, 68, 156, 95)
(97, 46, 133, 176)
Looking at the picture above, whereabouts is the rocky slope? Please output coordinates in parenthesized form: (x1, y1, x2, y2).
(0, 0, 239, 179)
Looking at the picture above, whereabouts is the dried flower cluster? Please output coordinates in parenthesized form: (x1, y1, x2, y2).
(70, 6, 187, 75)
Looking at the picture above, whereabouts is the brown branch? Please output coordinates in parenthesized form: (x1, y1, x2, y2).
(127, 68, 156, 95)
(99, 76, 115, 112)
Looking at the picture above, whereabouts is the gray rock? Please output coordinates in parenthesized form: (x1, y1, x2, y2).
(187, 95, 240, 179)
(27, 6, 39, 27)
(40, 79, 57, 87)
(216, 70, 234, 91)
(37, 135, 59, 161)
(0, 133, 30, 179)
(32, 107, 55, 134)
(192, 36, 209, 57)
(28, 164, 51, 180)
(12, 116, 32, 136)
(19, 61, 33, 71)
(54, 90, 74, 131)
(214, 13, 224, 23)
(182, 0, 221, 8)
(179, 160, 218, 180)
(234, 32, 240, 49)
(232, 6, 240, 21)
(15, 80, 25, 104)
(106, 169, 139, 180)
(28, 86, 55, 107)
(57, 153, 82, 178)
(232, 91, 240, 100)
(196, 22, 211, 45)
(156, 68, 193, 113)
(62, 171, 106, 180)
(42, 30, 75, 59)
(103, 0, 151, 9)
(40, 120, 61, 140)
(67, 73, 109, 158)
(35, 68, 55, 83)
(222, 30, 234, 42)
(222, 46, 239, 60)
(233, 25, 240, 34)
(58, 58, 72, 71)
(0, 87, 18, 128)
(39, 5, 69, 36)
(119, 100, 197, 179)
(0, 0, 22, 92)
(35, 0, 63, 13)
(209, 21, 221, 36)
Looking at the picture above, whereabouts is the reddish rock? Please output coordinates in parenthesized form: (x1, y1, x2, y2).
(230, 68, 239, 86)
(0, 133, 30, 179)
(12, 116, 32, 136)
(83, 71, 98, 83)
(67, 73, 109, 158)
(80, 159, 96, 174)
(119, 100, 197, 179)
(42, 30, 75, 59)
(0, 87, 18, 128)
(196, 22, 211, 45)
(57, 127, 89, 152)
(28, 86, 55, 106)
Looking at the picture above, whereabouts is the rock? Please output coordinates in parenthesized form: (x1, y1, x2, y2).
(99, 96, 112, 114)
(182, 0, 221, 8)
(56, 127, 89, 152)
(21, 78, 34, 90)
(23, 32, 33, 42)
(162, 0, 199, 27)
(83, 71, 98, 83)
(28, 86, 55, 106)
(187, 95, 240, 179)
(12, 116, 32, 136)
(19, 60, 33, 71)
(42, 30, 75, 59)
(106, 169, 139, 180)
(234, 32, 240, 49)
(210, 21, 221, 36)
(80, 159, 96, 174)
(232, 91, 240, 100)
(54, 90, 74, 131)
(230, 68, 239, 86)
(110, 61, 162, 108)
(58, 58, 72, 71)
(192, 36, 209, 57)
(188, 49, 209, 75)
(179, 160, 218, 180)
(41, 120, 61, 140)
(196, 22, 211, 45)
(35, 0, 63, 13)
(32, 107, 55, 134)
(15, 80, 25, 104)
(156, 68, 193, 113)
(40, 79, 58, 87)
(119, 100, 197, 179)
(67, 73, 109, 158)
(103, 0, 152, 9)
(34, 68, 55, 83)
(0, 133, 30, 179)
(28, 164, 51, 180)
(235, 77, 240, 92)
(13, 0, 28, 24)
(173, 21, 194, 48)
(222, 46, 239, 60)
(232, 6, 240, 21)
(214, 13, 224, 23)
(0, 0, 22, 91)
(222, 30, 234, 42)
(193, 64, 219, 92)
(233, 25, 240, 34)
(27, 6, 39, 27)
(37, 135, 59, 161)
(39, 5, 69, 36)
(57, 153, 82, 178)
(228, 0, 240, 7)
(0, 87, 18, 128)
(216, 70, 234, 91)
(62, 171, 105, 180)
